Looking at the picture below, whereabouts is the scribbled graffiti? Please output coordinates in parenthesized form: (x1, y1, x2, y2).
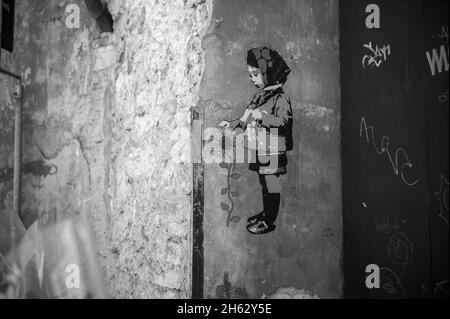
(378, 267, 407, 299)
(387, 232, 414, 267)
(362, 265, 407, 299)
(438, 91, 449, 104)
(426, 26, 449, 76)
(432, 25, 449, 44)
(368, 202, 413, 298)
(378, 219, 413, 276)
(360, 117, 419, 187)
(362, 42, 391, 69)
(434, 279, 449, 298)
(435, 175, 449, 225)
(375, 214, 401, 234)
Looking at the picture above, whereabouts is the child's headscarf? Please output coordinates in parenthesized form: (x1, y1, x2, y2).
(246, 47, 291, 109)
(247, 47, 291, 87)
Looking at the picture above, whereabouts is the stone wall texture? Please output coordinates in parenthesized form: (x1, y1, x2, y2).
(1, 0, 211, 298)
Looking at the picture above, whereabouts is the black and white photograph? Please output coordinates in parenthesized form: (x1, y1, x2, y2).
(0, 0, 448, 307)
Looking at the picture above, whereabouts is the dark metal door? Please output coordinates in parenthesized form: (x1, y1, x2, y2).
(341, 0, 448, 299)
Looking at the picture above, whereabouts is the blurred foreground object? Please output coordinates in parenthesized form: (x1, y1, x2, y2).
(1, 217, 108, 299)
(0, 210, 25, 257)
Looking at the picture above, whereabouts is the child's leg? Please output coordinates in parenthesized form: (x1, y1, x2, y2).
(264, 174, 282, 194)
(247, 175, 268, 225)
(260, 174, 281, 226)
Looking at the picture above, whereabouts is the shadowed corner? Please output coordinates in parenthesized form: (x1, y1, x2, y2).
(84, 0, 114, 33)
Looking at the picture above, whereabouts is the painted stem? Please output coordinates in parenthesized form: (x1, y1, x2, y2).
(225, 163, 236, 227)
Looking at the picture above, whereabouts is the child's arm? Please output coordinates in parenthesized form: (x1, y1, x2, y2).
(220, 108, 253, 130)
(239, 109, 253, 123)
(256, 96, 292, 128)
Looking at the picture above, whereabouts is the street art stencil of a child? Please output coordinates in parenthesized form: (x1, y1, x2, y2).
(220, 47, 293, 235)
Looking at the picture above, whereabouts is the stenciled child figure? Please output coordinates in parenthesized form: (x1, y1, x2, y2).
(220, 47, 293, 235)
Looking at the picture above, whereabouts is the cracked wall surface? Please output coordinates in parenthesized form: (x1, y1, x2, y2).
(1, 0, 211, 298)
(106, 0, 210, 298)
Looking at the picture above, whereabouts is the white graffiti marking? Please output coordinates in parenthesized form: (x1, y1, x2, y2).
(387, 232, 414, 267)
(379, 267, 407, 299)
(375, 214, 401, 234)
(426, 45, 449, 76)
(438, 91, 449, 104)
(432, 26, 449, 44)
(435, 175, 449, 225)
(360, 117, 419, 187)
(362, 42, 391, 69)
(435, 280, 449, 298)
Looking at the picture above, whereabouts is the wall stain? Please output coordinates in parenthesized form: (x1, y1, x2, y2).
(214, 272, 249, 299)
(0, 160, 58, 183)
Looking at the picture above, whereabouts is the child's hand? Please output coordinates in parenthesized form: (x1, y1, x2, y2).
(219, 121, 231, 128)
(251, 109, 262, 120)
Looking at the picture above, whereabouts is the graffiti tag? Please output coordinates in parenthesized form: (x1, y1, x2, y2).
(435, 175, 449, 225)
(360, 117, 419, 187)
(362, 42, 391, 69)
(432, 26, 449, 44)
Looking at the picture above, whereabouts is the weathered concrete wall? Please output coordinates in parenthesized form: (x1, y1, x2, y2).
(201, 0, 343, 299)
(0, 75, 17, 254)
(1, 0, 211, 298)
